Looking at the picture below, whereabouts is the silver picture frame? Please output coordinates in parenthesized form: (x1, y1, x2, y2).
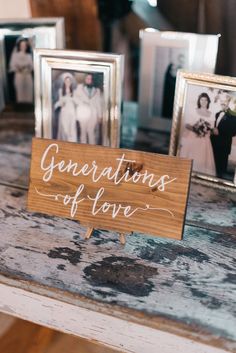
(0, 18, 65, 111)
(170, 70, 236, 189)
(34, 49, 124, 148)
(138, 29, 220, 133)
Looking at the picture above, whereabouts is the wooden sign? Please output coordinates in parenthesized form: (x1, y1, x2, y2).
(28, 138, 192, 240)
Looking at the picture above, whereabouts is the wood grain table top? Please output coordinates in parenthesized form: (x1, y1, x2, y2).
(0, 127, 235, 353)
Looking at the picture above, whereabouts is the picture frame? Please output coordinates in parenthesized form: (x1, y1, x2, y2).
(0, 85, 4, 112)
(34, 49, 124, 148)
(138, 30, 220, 134)
(169, 70, 236, 188)
(0, 18, 65, 112)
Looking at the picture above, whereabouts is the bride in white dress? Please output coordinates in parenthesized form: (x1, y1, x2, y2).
(9, 37, 33, 103)
(54, 74, 77, 142)
(180, 92, 216, 176)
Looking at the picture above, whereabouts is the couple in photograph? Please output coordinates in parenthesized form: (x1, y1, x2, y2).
(180, 92, 236, 178)
(54, 73, 103, 144)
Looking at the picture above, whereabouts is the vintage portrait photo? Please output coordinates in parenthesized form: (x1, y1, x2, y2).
(3, 35, 34, 110)
(52, 69, 104, 144)
(138, 30, 219, 135)
(152, 46, 188, 119)
(34, 49, 124, 147)
(176, 81, 236, 184)
(0, 18, 65, 113)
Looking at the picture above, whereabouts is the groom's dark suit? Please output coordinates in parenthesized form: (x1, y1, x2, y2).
(211, 109, 236, 178)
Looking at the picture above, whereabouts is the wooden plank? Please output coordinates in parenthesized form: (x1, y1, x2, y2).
(0, 184, 235, 351)
(0, 314, 15, 338)
(28, 138, 192, 240)
(0, 133, 235, 235)
(1, 138, 235, 236)
(0, 315, 118, 353)
(0, 317, 54, 353)
(44, 332, 119, 353)
(187, 181, 236, 235)
(0, 150, 30, 189)
(0, 283, 231, 353)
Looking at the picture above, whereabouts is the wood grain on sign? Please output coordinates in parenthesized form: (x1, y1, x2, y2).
(27, 138, 192, 240)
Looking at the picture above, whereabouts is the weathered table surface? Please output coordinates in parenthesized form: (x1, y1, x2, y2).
(0, 127, 235, 353)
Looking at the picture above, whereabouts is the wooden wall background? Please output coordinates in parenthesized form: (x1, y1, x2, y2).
(158, 0, 236, 76)
(29, 0, 102, 50)
(29, 0, 236, 78)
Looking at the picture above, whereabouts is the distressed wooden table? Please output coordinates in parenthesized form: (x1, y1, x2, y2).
(0, 124, 235, 353)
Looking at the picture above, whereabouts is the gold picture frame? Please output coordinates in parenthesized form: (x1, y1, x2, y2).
(34, 49, 124, 148)
(170, 70, 236, 188)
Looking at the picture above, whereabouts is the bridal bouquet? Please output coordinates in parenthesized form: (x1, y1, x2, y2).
(192, 118, 212, 137)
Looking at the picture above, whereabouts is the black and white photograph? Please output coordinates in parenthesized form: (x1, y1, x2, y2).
(152, 46, 187, 119)
(52, 69, 104, 145)
(172, 74, 236, 185)
(138, 30, 219, 134)
(3, 35, 34, 110)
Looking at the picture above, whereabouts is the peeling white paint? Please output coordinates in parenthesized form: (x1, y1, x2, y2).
(0, 283, 231, 353)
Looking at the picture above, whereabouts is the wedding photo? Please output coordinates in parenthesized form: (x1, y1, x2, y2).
(178, 84, 236, 182)
(3, 35, 34, 109)
(152, 46, 188, 119)
(34, 50, 123, 148)
(52, 69, 104, 145)
(138, 30, 219, 136)
(0, 18, 65, 113)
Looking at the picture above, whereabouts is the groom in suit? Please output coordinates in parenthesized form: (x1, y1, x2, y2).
(74, 74, 103, 145)
(211, 96, 236, 178)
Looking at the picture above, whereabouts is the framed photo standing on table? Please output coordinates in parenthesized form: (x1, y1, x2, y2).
(34, 49, 124, 147)
(138, 30, 220, 135)
(170, 70, 236, 188)
(0, 18, 65, 112)
(0, 84, 4, 112)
